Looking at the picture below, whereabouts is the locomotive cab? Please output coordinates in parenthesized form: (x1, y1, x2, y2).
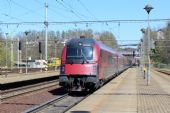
(59, 38, 100, 91)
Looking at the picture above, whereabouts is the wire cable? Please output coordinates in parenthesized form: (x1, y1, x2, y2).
(62, 0, 90, 20)
(10, 0, 44, 17)
(0, 18, 170, 25)
(56, 0, 89, 21)
(77, 0, 98, 21)
(1, 13, 23, 22)
(34, 0, 69, 19)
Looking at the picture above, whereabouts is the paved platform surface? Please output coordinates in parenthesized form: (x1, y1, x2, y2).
(66, 67, 170, 113)
(0, 70, 59, 84)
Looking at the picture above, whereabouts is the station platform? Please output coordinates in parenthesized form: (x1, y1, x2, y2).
(0, 70, 59, 85)
(66, 67, 170, 113)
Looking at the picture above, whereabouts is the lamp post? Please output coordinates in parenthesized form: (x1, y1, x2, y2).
(144, 4, 153, 85)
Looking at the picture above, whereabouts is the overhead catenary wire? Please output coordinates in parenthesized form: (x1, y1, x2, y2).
(55, 0, 73, 12)
(6, 0, 12, 15)
(55, 0, 84, 20)
(0, 18, 170, 26)
(10, 0, 44, 17)
(0, 13, 23, 22)
(34, 0, 69, 19)
(77, 0, 98, 21)
(0, 1, 23, 21)
(56, 0, 88, 21)
(1, 0, 46, 23)
(61, 0, 89, 20)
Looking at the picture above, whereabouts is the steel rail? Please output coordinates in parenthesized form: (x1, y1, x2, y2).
(23, 93, 89, 113)
(23, 93, 69, 113)
(62, 94, 90, 113)
(0, 80, 59, 101)
(153, 68, 170, 75)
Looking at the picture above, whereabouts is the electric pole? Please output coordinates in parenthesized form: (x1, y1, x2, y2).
(44, 1, 48, 61)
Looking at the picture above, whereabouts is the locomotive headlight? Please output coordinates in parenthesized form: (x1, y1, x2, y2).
(79, 42, 82, 46)
(92, 65, 98, 75)
(60, 65, 65, 74)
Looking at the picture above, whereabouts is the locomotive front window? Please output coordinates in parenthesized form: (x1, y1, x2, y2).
(82, 46, 93, 59)
(66, 46, 93, 63)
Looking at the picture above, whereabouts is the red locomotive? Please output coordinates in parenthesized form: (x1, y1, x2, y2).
(59, 37, 129, 92)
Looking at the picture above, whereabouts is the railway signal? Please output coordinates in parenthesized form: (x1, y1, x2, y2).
(19, 41, 22, 50)
(39, 42, 42, 54)
(133, 51, 135, 58)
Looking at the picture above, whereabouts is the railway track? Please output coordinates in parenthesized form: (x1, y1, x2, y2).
(23, 93, 89, 113)
(156, 69, 170, 75)
(0, 79, 59, 101)
(0, 67, 58, 76)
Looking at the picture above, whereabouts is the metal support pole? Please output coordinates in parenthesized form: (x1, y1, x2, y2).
(147, 13, 151, 85)
(5, 33, 8, 68)
(10, 36, 13, 70)
(25, 38, 28, 74)
(18, 38, 22, 73)
(144, 4, 153, 85)
(25, 31, 30, 74)
(45, 1, 48, 61)
(142, 38, 145, 79)
(17, 38, 19, 69)
(19, 50, 22, 73)
(40, 53, 42, 72)
(54, 41, 57, 58)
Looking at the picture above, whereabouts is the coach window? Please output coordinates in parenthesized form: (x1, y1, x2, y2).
(100, 51, 103, 58)
(108, 55, 113, 65)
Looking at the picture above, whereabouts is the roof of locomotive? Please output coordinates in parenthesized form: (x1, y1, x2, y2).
(66, 37, 124, 57)
(96, 41, 115, 54)
(66, 37, 95, 46)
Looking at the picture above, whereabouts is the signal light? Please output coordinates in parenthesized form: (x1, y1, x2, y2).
(133, 51, 135, 58)
(80, 36, 85, 38)
(19, 41, 22, 50)
(39, 42, 42, 53)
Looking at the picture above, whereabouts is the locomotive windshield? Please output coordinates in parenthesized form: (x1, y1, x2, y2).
(66, 46, 93, 64)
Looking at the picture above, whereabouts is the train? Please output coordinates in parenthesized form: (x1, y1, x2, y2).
(59, 37, 130, 92)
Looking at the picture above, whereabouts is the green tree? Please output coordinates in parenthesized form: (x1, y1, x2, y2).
(150, 22, 170, 64)
(99, 31, 117, 49)
(160, 23, 170, 64)
(0, 40, 7, 67)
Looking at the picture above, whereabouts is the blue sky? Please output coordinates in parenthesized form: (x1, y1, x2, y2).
(0, 0, 170, 45)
